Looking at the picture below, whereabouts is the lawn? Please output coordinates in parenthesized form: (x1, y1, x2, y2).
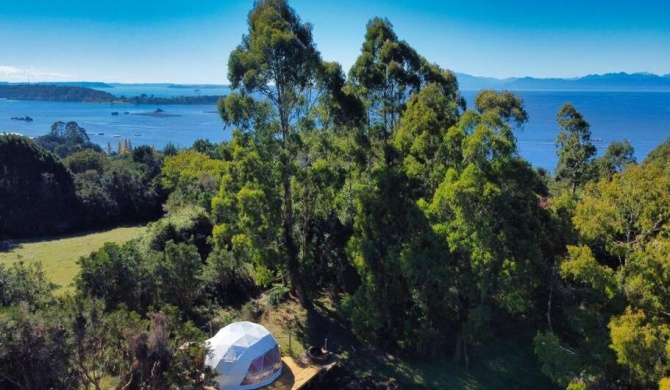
(0, 226, 145, 294)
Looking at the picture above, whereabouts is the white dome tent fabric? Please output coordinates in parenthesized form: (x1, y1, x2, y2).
(205, 322, 282, 390)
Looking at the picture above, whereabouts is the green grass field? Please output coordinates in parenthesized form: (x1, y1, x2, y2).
(0, 226, 145, 294)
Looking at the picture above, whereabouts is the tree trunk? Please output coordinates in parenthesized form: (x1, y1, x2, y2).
(454, 296, 470, 366)
(453, 333, 462, 363)
(453, 332, 470, 368)
(547, 280, 554, 333)
(281, 154, 312, 310)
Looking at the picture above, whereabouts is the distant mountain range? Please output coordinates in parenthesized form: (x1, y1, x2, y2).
(455, 72, 670, 91)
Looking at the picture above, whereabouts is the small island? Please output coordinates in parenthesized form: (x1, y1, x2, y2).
(132, 110, 181, 117)
(10, 116, 33, 122)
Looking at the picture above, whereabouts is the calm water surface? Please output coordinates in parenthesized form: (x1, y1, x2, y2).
(1, 87, 669, 172)
(462, 90, 670, 171)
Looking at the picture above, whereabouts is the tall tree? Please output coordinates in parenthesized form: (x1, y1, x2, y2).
(427, 95, 551, 363)
(593, 139, 635, 180)
(392, 83, 461, 197)
(218, 0, 339, 307)
(554, 103, 597, 194)
(349, 17, 462, 143)
(343, 20, 466, 355)
(474, 89, 528, 127)
(211, 130, 282, 288)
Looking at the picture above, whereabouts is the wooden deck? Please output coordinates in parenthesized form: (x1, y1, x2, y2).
(260, 356, 322, 390)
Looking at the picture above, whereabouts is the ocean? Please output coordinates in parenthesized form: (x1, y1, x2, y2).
(1, 86, 669, 172)
(461, 90, 670, 172)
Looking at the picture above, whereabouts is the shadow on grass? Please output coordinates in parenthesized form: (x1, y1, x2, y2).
(293, 298, 361, 354)
(0, 224, 145, 254)
(288, 296, 556, 389)
(0, 224, 145, 248)
(0, 240, 22, 253)
(292, 298, 418, 385)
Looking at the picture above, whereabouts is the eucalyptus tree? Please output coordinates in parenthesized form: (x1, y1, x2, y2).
(215, 0, 353, 307)
(426, 92, 554, 363)
(349, 17, 462, 143)
(346, 85, 549, 360)
(474, 89, 528, 127)
(392, 83, 463, 198)
(554, 103, 597, 193)
(593, 139, 635, 180)
(343, 21, 466, 352)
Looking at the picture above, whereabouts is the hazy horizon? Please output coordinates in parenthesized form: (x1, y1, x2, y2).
(2, 71, 670, 86)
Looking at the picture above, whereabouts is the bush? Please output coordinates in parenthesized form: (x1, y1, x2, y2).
(142, 205, 213, 259)
(268, 283, 290, 307)
(240, 301, 263, 321)
(202, 249, 254, 305)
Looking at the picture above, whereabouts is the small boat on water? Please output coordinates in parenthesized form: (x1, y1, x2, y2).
(98, 132, 104, 135)
(111, 112, 119, 116)
(113, 134, 121, 137)
(154, 108, 164, 113)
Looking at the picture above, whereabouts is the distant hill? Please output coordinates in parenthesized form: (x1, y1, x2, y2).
(35, 81, 114, 88)
(0, 84, 114, 102)
(456, 72, 670, 91)
(0, 84, 222, 104)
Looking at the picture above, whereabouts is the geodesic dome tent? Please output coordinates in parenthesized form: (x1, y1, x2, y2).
(205, 322, 282, 390)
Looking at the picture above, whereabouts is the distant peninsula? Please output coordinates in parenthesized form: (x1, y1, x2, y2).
(0, 84, 115, 102)
(0, 84, 223, 104)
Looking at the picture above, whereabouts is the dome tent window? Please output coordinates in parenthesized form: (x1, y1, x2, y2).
(205, 322, 282, 390)
(241, 345, 281, 385)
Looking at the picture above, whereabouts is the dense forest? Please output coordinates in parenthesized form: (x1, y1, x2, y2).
(2, 1, 670, 389)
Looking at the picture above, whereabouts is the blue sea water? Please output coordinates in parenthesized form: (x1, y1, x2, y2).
(96, 85, 232, 99)
(0, 98, 227, 151)
(1, 86, 669, 172)
(461, 90, 670, 171)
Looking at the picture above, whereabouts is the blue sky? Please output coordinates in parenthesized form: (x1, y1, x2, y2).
(1, 0, 669, 83)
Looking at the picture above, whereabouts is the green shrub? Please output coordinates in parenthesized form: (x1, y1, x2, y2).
(268, 283, 290, 307)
